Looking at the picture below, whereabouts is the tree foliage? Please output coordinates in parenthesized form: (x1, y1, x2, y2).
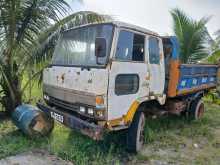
(206, 50, 220, 64)
(170, 8, 210, 63)
(0, 0, 111, 113)
(206, 30, 220, 64)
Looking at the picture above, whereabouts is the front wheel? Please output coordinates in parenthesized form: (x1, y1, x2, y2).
(126, 111, 145, 153)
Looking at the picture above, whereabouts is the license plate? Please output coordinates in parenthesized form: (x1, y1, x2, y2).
(50, 111, 64, 123)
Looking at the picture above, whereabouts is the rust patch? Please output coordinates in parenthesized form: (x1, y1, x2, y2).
(61, 73, 65, 83)
(107, 117, 124, 128)
(167, 60, 180, 97)
(80, 128, 103, 141)
(145, 74, 150, 80)
(33, 115, 46, 132)
(160, 53, 163, 60)
(88, 79, 92, 83)
(165, 100, 187, 115)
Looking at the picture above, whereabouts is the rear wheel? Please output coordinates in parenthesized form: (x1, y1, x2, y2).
(126, 111, 145, 153)
(189, 99, 205, 120)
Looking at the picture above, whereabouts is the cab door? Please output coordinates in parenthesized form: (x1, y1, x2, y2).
(108, 29, 150, 121)
(147, 36, 165, 95)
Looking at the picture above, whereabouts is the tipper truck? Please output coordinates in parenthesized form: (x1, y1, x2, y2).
(37, 21, 219, 152)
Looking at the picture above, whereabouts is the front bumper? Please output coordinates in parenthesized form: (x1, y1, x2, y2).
(37, 102, 104, 140)
(43, 95, 106, 121)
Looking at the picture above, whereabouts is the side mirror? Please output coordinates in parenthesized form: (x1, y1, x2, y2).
(95, 37, 107, 58)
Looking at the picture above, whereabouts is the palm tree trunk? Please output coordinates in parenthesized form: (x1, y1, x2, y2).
(1, 50, 22, 114)
(2, 77, 22, 114)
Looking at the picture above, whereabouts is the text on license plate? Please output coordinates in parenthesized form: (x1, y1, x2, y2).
(50, 112, 64, 123)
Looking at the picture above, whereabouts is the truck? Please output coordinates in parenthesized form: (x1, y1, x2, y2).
(37, 21, 219, 152)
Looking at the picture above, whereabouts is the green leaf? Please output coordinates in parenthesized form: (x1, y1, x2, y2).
(170, 8, 210, 63)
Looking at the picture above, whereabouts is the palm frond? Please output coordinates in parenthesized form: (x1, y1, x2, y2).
(205, 50, 220, 64)
(16, 11, 112, 79)
(29, 11, 112, 65)
(0, 0, 74, 111)
(214, 29, 220, 47)
(0, 0, 113, 111)
(171, 8, 210, 63)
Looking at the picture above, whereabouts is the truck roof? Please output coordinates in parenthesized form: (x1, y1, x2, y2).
(63, 21, 159, 37)
(110, 21, 159, 36)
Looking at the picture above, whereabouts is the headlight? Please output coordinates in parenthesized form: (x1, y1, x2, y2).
(79, 106, 86, 113)
(88, 108, 94, 115)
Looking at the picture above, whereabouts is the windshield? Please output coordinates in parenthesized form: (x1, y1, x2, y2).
(52, 24, 113, 67)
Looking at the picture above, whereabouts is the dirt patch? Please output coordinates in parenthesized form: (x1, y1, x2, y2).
(0, 150, 73, 165)
(132, 127, 220, 165)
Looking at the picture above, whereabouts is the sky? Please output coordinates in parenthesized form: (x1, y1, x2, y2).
(67, 0, 220, 37)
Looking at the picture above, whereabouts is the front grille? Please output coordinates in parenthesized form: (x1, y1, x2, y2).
(46, 96, 103, 120)
(48, 96, 79, 112)
(43, 84, 96, 106)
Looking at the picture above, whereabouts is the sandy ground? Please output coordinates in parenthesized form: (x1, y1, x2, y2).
(0, 150, 73, 165)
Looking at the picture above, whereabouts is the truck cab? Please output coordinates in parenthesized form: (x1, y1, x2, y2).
(38, 21, 218, 152)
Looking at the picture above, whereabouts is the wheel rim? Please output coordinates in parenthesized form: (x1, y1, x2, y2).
(135, 113, 146, 152)
(139, 116, 145, 146)
(197, 103, 204, 118)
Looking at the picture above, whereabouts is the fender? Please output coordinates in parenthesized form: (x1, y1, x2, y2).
(123, 100, 140, 124)
(107, 100, 140, 128)
(124, 94, 166, 124)
(107, 95, 166, 128)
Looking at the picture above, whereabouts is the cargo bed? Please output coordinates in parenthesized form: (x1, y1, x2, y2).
(163, 37, 218, 98)
(167, 63, 218, 97)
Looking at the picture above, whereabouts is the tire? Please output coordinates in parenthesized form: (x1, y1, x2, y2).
(126, 111, 146, 153)
(189, 99, 205, 120)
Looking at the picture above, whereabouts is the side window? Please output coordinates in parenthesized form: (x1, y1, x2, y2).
(132, 34, 145, 61)
(115, 74, 139, 95)
(149, 37, 160, 64)
(115, 30, 145, 62)
(115, 31, 133, 60)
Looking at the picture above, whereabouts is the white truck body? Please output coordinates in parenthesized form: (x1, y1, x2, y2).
(43, 21, 165, 123)
(39, 21, 217, 151)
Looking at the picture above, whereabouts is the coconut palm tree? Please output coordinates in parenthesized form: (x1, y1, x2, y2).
(213, 30, 220, 51)
(206, 30, 220, 63)
(170, 8, 210, 63)
(0, 0, 110, 114)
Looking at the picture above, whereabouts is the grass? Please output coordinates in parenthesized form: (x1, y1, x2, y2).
(0, 120, 126, 164)
(0, 102, 220, 164)
(138, 102, 220, 165)
(0, 82, 220, 164)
